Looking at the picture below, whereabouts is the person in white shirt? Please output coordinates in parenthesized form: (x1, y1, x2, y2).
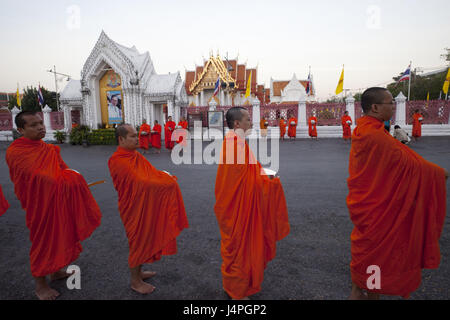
(393, 125, 411, 145)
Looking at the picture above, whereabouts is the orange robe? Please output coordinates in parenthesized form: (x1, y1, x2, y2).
(308, 116, 318, 137)
(279, 119, 287, 138)
(139, 123, 151, 150)
(347, 116, 447, 298)
(165, 121, 176, 150)
(151, 124, 162, 149)
(412, 113, 423, 138)
(0, 185, 10, 217)
(177, 121, 189, 145)
(260, 119, 269, 130)
(108, 147, 189, 268)
(288, 118, 298, 138)
(342, 115, 353, 139)
(6, 137, 102, 277)
(214, 131, 290, 299)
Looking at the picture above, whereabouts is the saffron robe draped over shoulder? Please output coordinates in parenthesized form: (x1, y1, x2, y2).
(347, 116, 447, 298)
(5, 138, 102, 277)
(412, 113, 423, 138)
(279, 119, 286, 138)
(108, 147, 189, 268)
(151, 124, 162, 149)
(342, 115, 353, 139)
(139, 123, 152, 150)
(308, 116, 318, 137)
(177, 121, 189, 145)
(0, 185, 9, 216)
(288, 118, 297, 138)
(164, 121, 176, 150)
(214, 131, 290, 299)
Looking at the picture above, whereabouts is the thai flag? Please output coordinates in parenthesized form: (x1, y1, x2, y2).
(213, 77, 220, 97)
(38, 85, 45, 106)
(398, 64, 411, 83)
(306, 73, 311, 95)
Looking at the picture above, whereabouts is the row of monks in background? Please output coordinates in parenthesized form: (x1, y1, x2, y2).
(140, 108, 426, 152)
(259, 109, 425, 142)
(137, 117, 189, 154)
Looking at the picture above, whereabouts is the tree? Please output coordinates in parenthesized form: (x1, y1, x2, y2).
(326, 96, 344, 103)
(441, 48, 450, 64)
(387, 70, 447, 101)
(8, 86, 58, 111)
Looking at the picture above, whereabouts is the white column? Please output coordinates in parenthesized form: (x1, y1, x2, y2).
(42, 105, 52, 131)
(200, 91, 205, 106)
(11, 106, 20, 130)
(195, 94, 199, 107)
(298, 94, 307, 128)
(63, 105, 72, 133)
(149, 103, 155, 125)
(175, 104, 180, 124)
(395, 92, 407, 127)
(346, 94, 355, 125)
(220, 90, 225, 106)
(252, 97, 261, 137)
(145, 101, 151, 124)
(167, 100, 174, 118)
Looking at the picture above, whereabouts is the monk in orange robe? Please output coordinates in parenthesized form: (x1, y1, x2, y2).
(341, 111, 353, 141)
(139, 119, 151, 154)
(0, 185, 9, 217)
(164, 116, 176, 150)
(279, 117, 287, 140)
(6, 111, 102, 300)
(109, 124, 189, 294)
(412, 109, 423, 142)
(260, 116, 269, 138)
(177, 117, 189, 145)
(308, 115, 318, 139)
(348, 88, 448, 300)
(151, 120, 162, 154)
(288, 117, 298, 140)
(215, 107, 290, 300)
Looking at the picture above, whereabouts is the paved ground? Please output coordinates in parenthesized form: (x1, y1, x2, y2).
(0, 136, 449, 300)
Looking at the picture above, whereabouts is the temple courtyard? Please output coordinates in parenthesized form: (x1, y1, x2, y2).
(0, 137, 449, 300)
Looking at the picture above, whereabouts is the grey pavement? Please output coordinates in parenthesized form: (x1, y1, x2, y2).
(0, 136, 449, 300)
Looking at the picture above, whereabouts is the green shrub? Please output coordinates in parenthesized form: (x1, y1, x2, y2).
(87, 129, 117, 145)
(70, 125, 91, 145)
(53, 131, 67, 144)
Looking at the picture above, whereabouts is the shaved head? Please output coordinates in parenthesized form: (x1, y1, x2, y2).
(15, 111, 39, 129)
(226, 107, 247, 129)
(115, 124, 132, 143)
(361, 87, 390, 114)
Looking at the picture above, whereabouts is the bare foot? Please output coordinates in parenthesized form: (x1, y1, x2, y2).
(35, 279, 60, 300)
(131, 280, 156, 295)
(50, 269, 74, 281)
(141, 270, 157, 280)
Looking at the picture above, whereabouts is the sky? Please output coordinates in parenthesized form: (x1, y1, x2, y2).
(0, 0, 449, 101)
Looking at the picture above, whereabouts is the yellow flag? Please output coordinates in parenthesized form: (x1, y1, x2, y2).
(16, 86, 21, 107)
(443, 68, 450, 95)
(426, 91, 429, 107)
(335, 67, 344, 95)
(245, 71, 252, 98)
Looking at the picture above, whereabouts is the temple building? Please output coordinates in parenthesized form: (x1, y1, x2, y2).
(185, 55, 315, 106)
(60, 31, 188, 131)
(270, 74, 316, 103)
(185, 55, 266, 106)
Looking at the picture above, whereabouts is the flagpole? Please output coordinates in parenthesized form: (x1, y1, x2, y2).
(407, 61, 412, 101)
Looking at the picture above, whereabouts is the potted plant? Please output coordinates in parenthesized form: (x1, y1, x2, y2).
(53, 131, 67, 144)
